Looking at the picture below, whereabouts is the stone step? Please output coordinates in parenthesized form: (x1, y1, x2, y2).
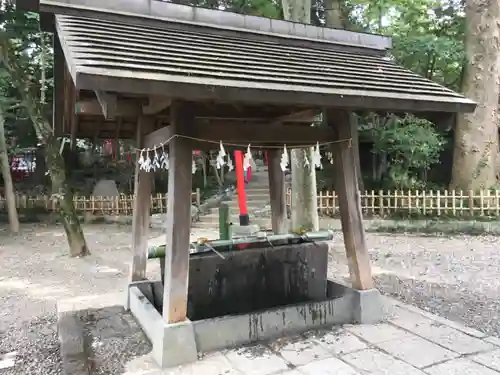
(199, 213, 270, 224)
(193, 219, 271, 230)
(244, 192, 270, 198)
(245, 183, 269, 192)
(228, 200, 269, 207)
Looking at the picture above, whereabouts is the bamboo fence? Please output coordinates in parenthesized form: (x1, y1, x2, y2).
(0, 189, 201, 216)
(4, 189, 500, 218)
(286, 189, 500, 218)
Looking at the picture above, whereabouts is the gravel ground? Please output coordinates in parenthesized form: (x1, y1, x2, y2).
(327, 231, 500, 336)
(0, 223, 165, 375)
(1, 222, 499, 374)
(0, 314, 61, 375)
(78, 306, 152, 375)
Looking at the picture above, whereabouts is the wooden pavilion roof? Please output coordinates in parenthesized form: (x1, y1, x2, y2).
(55, 13, 474, 113)
(17, 0, 475, 139)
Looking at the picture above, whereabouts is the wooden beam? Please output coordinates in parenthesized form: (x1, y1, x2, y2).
(129, 116, 153, 282)
(94, 90, 118, 120)
(75, 99, 141, 117)
(162, 101, 194, 323)
(267, 149, 288, 233)
(15, 0, 39, 12)
(328, 109, 373, 290)
(75, 99, 316, 123)
(270, 109, 319, 125)
(40, 12, 55, 32)
(142, 95, 171, 115)
(143, 121, 330, 148)
(192, 122, 335, 145)
(76, 73, 476, 114)
(144, 125, 171, 149)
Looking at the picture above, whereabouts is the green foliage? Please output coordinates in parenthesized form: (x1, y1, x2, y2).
(369, 114, 446, 189)
(351, 0, 465, 90)
(0, 5, 54, 144)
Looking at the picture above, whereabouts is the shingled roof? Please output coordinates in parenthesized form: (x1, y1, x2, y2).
(55, 11, 475, 113)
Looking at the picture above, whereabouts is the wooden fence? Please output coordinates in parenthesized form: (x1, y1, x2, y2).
(286, 189, 500, 218)
(4, 189, 500, 218)
(0, 189, 201, 216)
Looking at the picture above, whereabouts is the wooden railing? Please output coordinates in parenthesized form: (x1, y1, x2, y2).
(0, 189, 201, 216)
(286, 189, 500, 217)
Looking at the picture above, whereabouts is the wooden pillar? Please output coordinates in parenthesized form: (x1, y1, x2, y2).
(162, 101, 194, 323)
(52, 35, 64, 137)
(65, 65, 78, 150)
(129, 116, 153, 282)
(267, 149, 287, 234)
(328, 109, 373, 290)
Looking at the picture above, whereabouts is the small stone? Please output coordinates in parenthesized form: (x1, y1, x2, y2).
(0, 351, 17, 370)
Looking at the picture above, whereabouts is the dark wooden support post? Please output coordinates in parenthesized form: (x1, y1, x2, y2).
(162, 101, 194, 323)
(129, 116, 153, 282)
(69, 110, 77, 151)
(52, 35, 64, 137)
(267, 149, 288, 234)
(65, 66, 78, 150)
(328, 109, 374, 290)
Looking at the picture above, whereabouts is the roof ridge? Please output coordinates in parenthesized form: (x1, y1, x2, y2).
(41, 0, 391, 51)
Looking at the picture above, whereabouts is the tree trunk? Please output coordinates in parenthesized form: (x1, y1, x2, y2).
(451, 0, 500, 191)
(46, 136, 90, 257)
(324, 0, 344, 27)
(282, 0, 319, 232)
(0, 27, 90, 256)
(0, 109, 19, 233)
(290, 149, 319, 230)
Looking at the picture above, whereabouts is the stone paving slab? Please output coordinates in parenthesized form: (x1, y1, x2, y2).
(390, 306, 494, 355)
(273, 338, 331, 367)
(342, 348, 426, 375)
(224, 345, 289, 375)
(345, 323, 410, 344)
(297, 357, 360, 374)
(472, 349, 500, 372)
(425, 359, 500, 375)
(312, 330, 367, 356)
(54, 292, 500, 375)
(375, 335, 459, 368)
(165, 353, 240, 375)
(486, 337, 500, 347)
(392, 301, 487, 339)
